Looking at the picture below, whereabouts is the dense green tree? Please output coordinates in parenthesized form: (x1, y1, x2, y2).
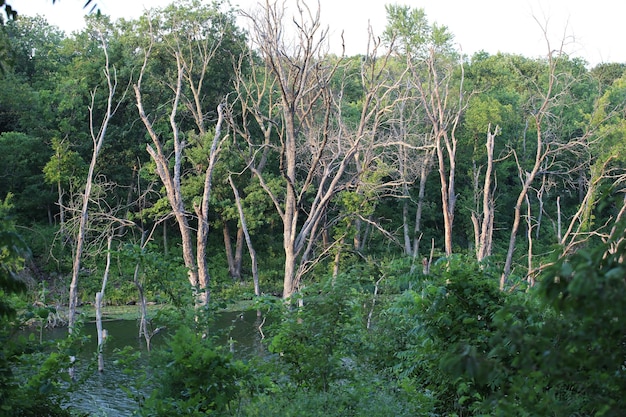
(0, 132, 54, 222)
(132, 0, 247, 307)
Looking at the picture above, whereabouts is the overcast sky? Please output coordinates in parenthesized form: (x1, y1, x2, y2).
(12, 0, 625, 67)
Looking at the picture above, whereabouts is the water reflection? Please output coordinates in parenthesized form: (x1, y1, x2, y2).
(34, 310, 266, 416)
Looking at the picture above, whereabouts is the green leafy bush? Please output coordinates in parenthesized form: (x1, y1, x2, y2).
(0, 214, 87, 417)
(379, 255, 505, 415)
(138, 325, 248, 416)
(240, 378, 434, 417)
(497, 226, 626, 416)
(266, 275, 365, 391)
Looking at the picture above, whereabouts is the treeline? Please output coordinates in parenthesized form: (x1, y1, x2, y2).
(0, 0, 623, 303)
(0, 0, 625, 415)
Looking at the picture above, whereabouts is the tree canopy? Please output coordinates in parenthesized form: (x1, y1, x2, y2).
(0, 1, 624, 415)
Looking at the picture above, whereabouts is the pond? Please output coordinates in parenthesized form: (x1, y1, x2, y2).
(35, 309, 267, 416)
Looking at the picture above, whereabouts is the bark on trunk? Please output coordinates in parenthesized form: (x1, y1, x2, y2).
(411, 151, 433, 262)
(69, 32, 116, 333)
(435, 132, 456, 256)
(229, 175, 260, 296)
(223, 220, 244, 281)
(473, 126, 496, 262)
(95, 234, 113, 372)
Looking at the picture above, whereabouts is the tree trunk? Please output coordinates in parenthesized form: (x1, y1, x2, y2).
(411, 150, 433, 262)
(435, 132, 456, 256)
(223, 221, 237, 280)
(234, 227, 244, 280)
(223, 220, 244, 281)
(283, 245, 297, 299)
(56, 180, 65, 234)
(501, 33, 562, 289)
(229, 175, 259, 296)
(411, 47, 465, 258)
(501, 133, 546, 288)
(69, 31, 117, 333)
(557, 196, 562, 243)
(136, 52, 201, 298)
(473, 126, 497, 262)
(95, 292, 106, 372)
(402, 185, 412, 255)
(525, 194, 535, 286)
(195, 102, 225, 307)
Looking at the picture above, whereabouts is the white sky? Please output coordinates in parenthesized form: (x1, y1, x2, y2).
(11, 0, 626, 67)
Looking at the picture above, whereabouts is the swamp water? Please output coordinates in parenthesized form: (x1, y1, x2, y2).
(34, 310, 267, 416)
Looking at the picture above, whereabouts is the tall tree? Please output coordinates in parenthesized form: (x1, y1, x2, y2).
(133, 0, 243, 307)
(385, 5, 467, 256)
(500, 28, 587, 288)
(234, 0, 405, 298)
(68, 21, 120, 332)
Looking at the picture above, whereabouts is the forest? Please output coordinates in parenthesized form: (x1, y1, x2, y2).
(1, 0, 625, 415)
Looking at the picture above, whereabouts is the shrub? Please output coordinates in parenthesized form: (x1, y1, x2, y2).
(266, 275, 365, 391)
(138, 325, 248, 416)
(380, 255, 505, 415)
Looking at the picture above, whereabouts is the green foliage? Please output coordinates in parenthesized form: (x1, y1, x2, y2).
(43, 137, 87, 189)
(6, 327, 89, 417)
(374, 225, 626, 416)
(241, 270, 437, 416)
(240, 377, 433, 417)
(0, 204, 26, 317)
(383, 5, 454, 56)
(376, 256, 505, 415)
(0, 214, 88, 417)
(118, 241, 191, 307)
(138, 325, 248, 416)
(528, 225, 626, 416)
(1, 3, 626, 415)
(0, 132, 54, 221)
(267, 275, 365, 391)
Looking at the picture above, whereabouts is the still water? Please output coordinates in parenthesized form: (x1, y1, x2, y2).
(38, 310, 266, 416)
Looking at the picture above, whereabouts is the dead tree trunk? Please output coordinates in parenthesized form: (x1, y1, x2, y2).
(472, 125, 497, 262)
(223, 220, 244, 281)
(133, 9, 227, 308)
(237, 2, 405, 298)
(410, 47, 466, 257)
(229, 175, 260, 296)
(95, 234, 113, 372)
(193, 103, 225, 307)
(68, 29, 118, 333)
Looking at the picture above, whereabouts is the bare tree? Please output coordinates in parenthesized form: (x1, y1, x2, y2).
(385, 5, 468, 257)
(471, 124, 498, 262)
(390, 92, 435, 262)
(95, 233, 113, 372)
(68, 26, 120, 333)
(133, 5, 230, 307)
(234, 0, 340, 299)
(228, 175, 260, 296)
(412, 48, 466, 256)
(233, 0, 406, 298)
(500, 24, 574, 289)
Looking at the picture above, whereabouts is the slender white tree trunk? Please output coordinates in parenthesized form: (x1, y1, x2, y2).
(473, 125, 497, 262)
(229, 175, 260, 296)
(95, 234, 113, 372)
(68, 30, 117, 333)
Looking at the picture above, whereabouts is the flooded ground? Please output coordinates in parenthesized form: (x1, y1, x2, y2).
(31, 309, 266, 416)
